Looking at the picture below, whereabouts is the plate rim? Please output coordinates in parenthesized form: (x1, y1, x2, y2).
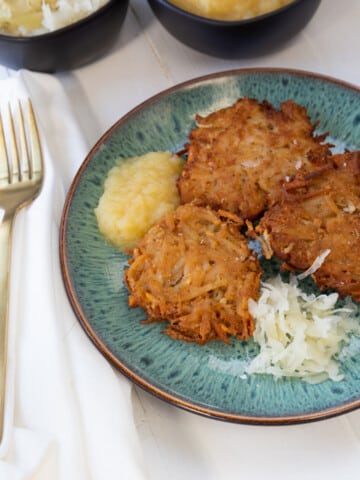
(59, 67, 360, 425)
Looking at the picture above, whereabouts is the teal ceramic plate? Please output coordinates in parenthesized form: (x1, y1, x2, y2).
(60, 68, 360, 424)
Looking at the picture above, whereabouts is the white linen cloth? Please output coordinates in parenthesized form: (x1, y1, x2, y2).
(0, 71, 147, 480)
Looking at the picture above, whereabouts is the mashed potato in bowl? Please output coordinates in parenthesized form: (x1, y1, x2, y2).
(0, 0, 108, 35)
(168, 0, 294, 21)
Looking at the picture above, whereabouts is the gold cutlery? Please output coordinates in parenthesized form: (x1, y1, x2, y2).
(0, 100, 43, 443)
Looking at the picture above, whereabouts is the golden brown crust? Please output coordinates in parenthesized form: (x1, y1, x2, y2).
(125, 204, 261, 344)
(257, 152, 360, 300)
(178, 98, 331, 220)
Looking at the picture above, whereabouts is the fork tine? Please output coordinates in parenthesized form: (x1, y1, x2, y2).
(7, 104, 20, 183)
(0, 110, 10, 183)
(17, 101, 30, 181)
(27, 100, 42, 180)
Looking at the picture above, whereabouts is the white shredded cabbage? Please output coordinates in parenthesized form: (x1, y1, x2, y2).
(42, 0, 108, 32)
(0, 0, 108, 35)
(247, 274, 360, 383)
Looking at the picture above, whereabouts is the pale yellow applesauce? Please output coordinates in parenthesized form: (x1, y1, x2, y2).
(168, 0, 294, 21)
(95, 151, 185, 252)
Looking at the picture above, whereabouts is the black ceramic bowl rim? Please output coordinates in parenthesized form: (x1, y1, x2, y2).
(0, 0, 122, 42)
(153, 0, 308, 26)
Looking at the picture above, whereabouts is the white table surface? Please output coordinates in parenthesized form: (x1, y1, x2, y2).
(1, 1, 360, 479)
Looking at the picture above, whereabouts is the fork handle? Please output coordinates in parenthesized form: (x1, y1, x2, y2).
(0, 214, 14, 442)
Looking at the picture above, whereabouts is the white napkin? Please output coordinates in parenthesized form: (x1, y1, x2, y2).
(0, 71, 148, 480)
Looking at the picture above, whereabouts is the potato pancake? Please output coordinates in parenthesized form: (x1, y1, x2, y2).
(257, 152, 360, 300)
(178, 98, 331, 220)
(125, 204, 261, 344)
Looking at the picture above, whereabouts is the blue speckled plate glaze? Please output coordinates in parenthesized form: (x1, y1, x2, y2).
(60, 69, 360, 424)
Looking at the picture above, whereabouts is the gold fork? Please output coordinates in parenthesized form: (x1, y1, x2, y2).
(0, 100, 43, 442)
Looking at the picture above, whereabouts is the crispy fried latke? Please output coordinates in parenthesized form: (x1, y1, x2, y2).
(124, 204, 261, 344)
(257, 151, 360, 301)
(178, 98, 331, 220)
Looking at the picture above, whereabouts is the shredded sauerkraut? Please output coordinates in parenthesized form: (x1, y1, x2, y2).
(247, 274, 360, 383)
(0, 0, 108, 35)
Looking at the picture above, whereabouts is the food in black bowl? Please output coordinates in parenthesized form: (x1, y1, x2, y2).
(0, 0, 129, 72)
(147, 0, 321, 58)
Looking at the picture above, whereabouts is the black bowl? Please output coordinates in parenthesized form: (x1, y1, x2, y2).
(147, 0, 321, 58)
(0, 0, 129, 72)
